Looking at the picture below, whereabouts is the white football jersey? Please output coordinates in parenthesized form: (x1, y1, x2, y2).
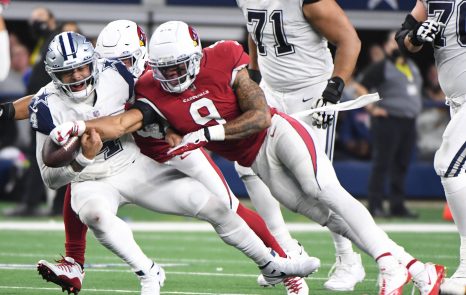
(30, 59, 140, 184)
(421, 0, 466, 98)
(236, 0, 333, 92)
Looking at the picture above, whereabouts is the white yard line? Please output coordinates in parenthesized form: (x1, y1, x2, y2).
(0, 221, 457, 232)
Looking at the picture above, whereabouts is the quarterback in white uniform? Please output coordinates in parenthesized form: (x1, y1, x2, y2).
(236, 0, 364, 291)
(32, 31, 319, 295)
(398, 1, 466, 293)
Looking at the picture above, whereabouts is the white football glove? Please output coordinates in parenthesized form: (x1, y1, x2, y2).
(415, 20, 445, 43)
(0, 0, 10, 14)
(50, 120, 86, 146)
(311, 98, 335, 129)
(167, 129, 209, 156)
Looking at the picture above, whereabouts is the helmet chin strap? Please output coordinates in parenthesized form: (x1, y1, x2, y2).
(69, 84, 96, 104)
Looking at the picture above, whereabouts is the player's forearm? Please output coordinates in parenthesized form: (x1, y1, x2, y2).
(13, 95, 33, 119)
(228, 69, 271, 140)
(332, 34, 361, 83)
(86, 109, 143, 141)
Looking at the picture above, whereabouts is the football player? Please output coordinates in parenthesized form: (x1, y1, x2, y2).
(235, 0, 364, 292)
(52, 21, 446, 295)
(396, 1, 466, 294)
(35, 20, 302, 294)
(31, 31, 320, 295)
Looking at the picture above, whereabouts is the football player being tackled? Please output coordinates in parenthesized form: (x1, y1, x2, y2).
(52, 21, 446, 295)
(2, 21, 319, 294)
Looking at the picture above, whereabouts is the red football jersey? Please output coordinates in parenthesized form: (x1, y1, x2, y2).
(135, 40, 267, 166)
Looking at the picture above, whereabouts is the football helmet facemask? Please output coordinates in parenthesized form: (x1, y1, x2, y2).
(45, 32, 98, 101)
(148, 21, 202, 93)
(95, 20, 148, 79)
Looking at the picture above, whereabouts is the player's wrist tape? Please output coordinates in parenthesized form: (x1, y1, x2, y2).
(322, 76, 344, 104)
(204, 125, 225, 141)
(74, 120, 86, 136)
(0, 102, 15, 121)
(75, 152, 95, 167)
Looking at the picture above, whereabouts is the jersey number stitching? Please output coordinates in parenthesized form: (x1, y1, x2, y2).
(247, 9, 295, 57)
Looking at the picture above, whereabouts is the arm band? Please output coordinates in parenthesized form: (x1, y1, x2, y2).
(0, 102, 15, 121)
(131, 100, 167, 128)
(248, 69, 262, 84)
(395, 14, 423, 52)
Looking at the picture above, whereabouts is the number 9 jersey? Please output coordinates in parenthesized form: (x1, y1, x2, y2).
(236, 0, 333, 92)
(421, 0, 466, 98)
(135, 40, 267, 167)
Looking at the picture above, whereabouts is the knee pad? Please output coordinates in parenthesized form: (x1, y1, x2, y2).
(78, 201, 113, 233)
(234, 162, 256, 179)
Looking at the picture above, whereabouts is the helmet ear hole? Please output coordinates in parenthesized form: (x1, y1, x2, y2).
(148, 21, 203, 93)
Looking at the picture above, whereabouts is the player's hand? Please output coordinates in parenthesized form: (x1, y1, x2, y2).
(165, 127, 183, 147)
(50, 120, 86, 146)
(311, 98, 335, 129)
(415, 20, 445, 43)
(311, 77, 344, 129)
(167, 129, 208, 156)
(80, 129, 103, 160)
(0, 0, 10, 14)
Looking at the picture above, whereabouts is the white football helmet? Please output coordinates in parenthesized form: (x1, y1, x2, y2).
(95, 20, 148, 78)
(148, 21, 202, 93)
(45, 32, 98, 101)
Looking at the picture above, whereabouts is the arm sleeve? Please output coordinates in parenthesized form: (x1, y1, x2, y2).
(358, 61, 385, 90)
(0, 30, 10, 81)
(36, 131, 80, 190)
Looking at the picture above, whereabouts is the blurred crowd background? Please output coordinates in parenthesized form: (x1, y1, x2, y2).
(0, 0, 449, 217)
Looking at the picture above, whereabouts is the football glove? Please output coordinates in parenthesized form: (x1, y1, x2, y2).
(167, 128, 209, 157)
(410, 19, 445, 45)
(50, 120, 86, 146)
(311, 76, 344, 129)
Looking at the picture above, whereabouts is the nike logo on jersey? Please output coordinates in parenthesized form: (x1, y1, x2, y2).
(302, 97, 314, 102)
(270, 128, 277, 138)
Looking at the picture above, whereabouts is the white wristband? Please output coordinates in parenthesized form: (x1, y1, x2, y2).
(207, 125, 225, 141)
(75, 152, 95, 167)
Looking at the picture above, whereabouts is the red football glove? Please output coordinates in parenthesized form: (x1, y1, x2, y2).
(167, 129, 208, 157)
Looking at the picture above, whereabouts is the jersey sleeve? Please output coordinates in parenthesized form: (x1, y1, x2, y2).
(29, 88, 55, 135)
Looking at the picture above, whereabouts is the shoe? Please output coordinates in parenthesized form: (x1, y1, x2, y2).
(138, 262, 165, 295)
(37, 256, 84, 294)
(412, 263, 445, 295)
(324, 252, 366, 291)
(441, 268, 466, 295)
(283, 277, 309, 294)
(390, 206, 419, 219)
(259, 249, 320, 285)
(378, 262, 409, 295)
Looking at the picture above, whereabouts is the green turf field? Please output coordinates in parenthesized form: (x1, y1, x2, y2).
(0, 201, 459, 294)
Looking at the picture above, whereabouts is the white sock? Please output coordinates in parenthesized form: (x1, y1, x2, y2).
(331, 231, 354, 256)
(80, 208, 152, 273)
(196, 196, 271, 266)
(442, 174, 466, 236)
